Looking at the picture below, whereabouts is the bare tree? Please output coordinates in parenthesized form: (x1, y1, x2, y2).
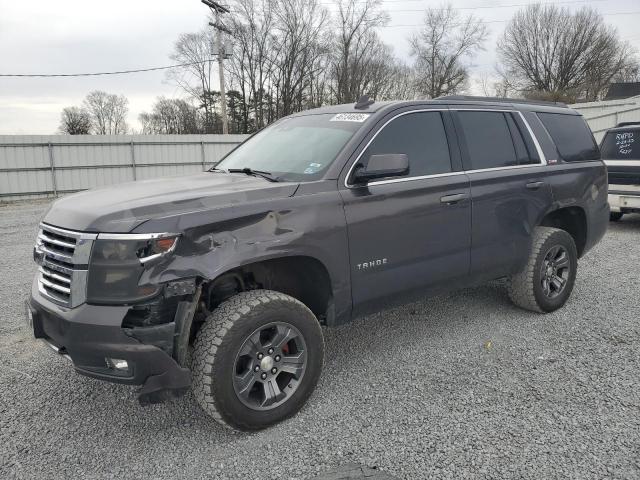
(330, 0, 390, 103)
(82, 91, 129, 134)
(167, 31, 218, 132)
(168, 0, 415, 131)
(59, 106, 91, 135)
(272, 0, 330, 115)
(474, 72, 513, 98)
(227, 0, 276, 129)
(613, 58, 640, 83)
(139, 97, 203, 134)
(497, 5, 638, 101)
(410, 5, 487, 99)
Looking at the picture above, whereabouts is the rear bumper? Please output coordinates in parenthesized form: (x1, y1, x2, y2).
(608, 186, 640, 213)
(28, 277, 190, 394)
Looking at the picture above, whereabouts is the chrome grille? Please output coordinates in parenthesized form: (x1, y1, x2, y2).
(34, 224, 97, 307)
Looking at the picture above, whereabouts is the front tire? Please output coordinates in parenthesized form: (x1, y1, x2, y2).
(191, 290, 324, 431)
(610, 212, 624, 222)
(508, 227, 578, 313)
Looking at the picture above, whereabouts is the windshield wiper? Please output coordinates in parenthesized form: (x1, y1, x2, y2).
(227, 167, 280, 182)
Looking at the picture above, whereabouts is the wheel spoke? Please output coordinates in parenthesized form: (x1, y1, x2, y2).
(545, 246, 557, 262)
(554, 251, 569, 270)
(279, 352, 305, 378)
(550, 275, 565, 291)
(238, 331, 262, 357)
(272, 325, 295, 350)
(261, 379, 283, 407)
(542, 278, 551, 296)
(235, 370, 256, 400)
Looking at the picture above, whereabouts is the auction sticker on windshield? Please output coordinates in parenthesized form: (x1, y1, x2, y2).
(330, 113, 370, 122)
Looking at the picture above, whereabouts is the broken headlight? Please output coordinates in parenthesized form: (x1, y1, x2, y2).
(86, 233, 179, 304)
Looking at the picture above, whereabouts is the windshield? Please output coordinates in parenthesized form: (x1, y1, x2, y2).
(601, 129, 639, 160)
(216, 113, 368, 182)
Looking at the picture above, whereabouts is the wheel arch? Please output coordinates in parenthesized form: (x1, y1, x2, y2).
(539, 206, 588, 257)
(200, 254, 334, 324)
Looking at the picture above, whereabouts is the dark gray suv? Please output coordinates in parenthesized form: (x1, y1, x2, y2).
(27, 96, 609, 430)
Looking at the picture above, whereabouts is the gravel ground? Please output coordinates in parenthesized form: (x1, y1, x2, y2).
(1, 200, 639, 480)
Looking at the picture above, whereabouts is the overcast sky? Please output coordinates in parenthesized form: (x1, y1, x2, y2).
(0, 0, 638, 134)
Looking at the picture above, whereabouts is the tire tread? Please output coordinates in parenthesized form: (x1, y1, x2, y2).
(507, 226, 569, 313)
(191, 289, 316, 430)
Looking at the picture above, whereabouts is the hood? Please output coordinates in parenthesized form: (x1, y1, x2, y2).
(42, 172, 299, 232)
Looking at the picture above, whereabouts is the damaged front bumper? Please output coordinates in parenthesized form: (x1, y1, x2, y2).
(28, 277, 192, 404)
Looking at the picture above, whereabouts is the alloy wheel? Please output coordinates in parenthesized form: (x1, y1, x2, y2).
(232, 322, 307, 411)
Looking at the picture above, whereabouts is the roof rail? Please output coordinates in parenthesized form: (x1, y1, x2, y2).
(436, 95, 568, 108)
(615, 121, 640, 128)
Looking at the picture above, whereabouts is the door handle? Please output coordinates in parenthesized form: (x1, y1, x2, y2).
(440, 193, 468, 205)
(526, 181, 545, 190)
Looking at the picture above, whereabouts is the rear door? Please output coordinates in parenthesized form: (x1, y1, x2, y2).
(340, 108, 471, 316)
(452, 109, 554, 280)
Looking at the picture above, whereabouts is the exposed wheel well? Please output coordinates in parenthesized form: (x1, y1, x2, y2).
(199, 256, 333, 324)
(540, 207, 587, 257)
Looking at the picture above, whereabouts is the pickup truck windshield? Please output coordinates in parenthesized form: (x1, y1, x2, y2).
(216, 113, 366, 182)
(601, 129, 639, 160)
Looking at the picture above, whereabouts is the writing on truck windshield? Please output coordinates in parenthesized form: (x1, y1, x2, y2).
(216, 113, 367, 182)
(601, 130, 639, 160)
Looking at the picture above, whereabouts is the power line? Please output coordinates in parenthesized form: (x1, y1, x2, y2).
(320, 0, 606, 10)
(370, 0, 607, 14)
(0, 61, 207, 78)
(380, 10, 640, 27)
(1, 9, 638, 78)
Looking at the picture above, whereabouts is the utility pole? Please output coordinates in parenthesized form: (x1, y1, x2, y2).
(201, 0, 231, 134)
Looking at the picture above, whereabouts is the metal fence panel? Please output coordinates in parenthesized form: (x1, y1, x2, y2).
(0, 134, 248, 201)
(571, 97, 640, 143)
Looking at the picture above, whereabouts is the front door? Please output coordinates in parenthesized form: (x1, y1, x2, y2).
(340, 109, 472, 316)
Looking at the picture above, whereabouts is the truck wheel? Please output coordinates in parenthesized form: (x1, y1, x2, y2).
(508, 227, 578, 313)
(191, 290, 324, 431)
(610, 212, 624, 222)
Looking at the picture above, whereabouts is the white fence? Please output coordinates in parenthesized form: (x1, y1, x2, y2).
(571, 96, 640, 143)
(0, 134, 249, 202)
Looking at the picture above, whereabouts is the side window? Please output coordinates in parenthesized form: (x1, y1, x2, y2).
(537, 113, 599, 162)
(505, 113, 530, 164)
(361, 111, 452, 178)
(457, 111, 518, 169)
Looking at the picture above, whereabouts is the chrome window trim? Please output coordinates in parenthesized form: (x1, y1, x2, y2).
(344, 108, 550, 188)
(515, 111, 548, 165)
(365, 171, 467, 187)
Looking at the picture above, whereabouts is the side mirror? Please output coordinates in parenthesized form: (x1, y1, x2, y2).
(352, 153, 409, 184)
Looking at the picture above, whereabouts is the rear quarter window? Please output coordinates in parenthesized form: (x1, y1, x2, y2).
(537, 113, 599, 162)
(600, 129, 639, 160)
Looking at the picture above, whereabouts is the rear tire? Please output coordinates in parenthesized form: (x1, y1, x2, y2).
(191, 290, 324, 431)
(508, 227, 578, 313)
(610, 212, 624, 222)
